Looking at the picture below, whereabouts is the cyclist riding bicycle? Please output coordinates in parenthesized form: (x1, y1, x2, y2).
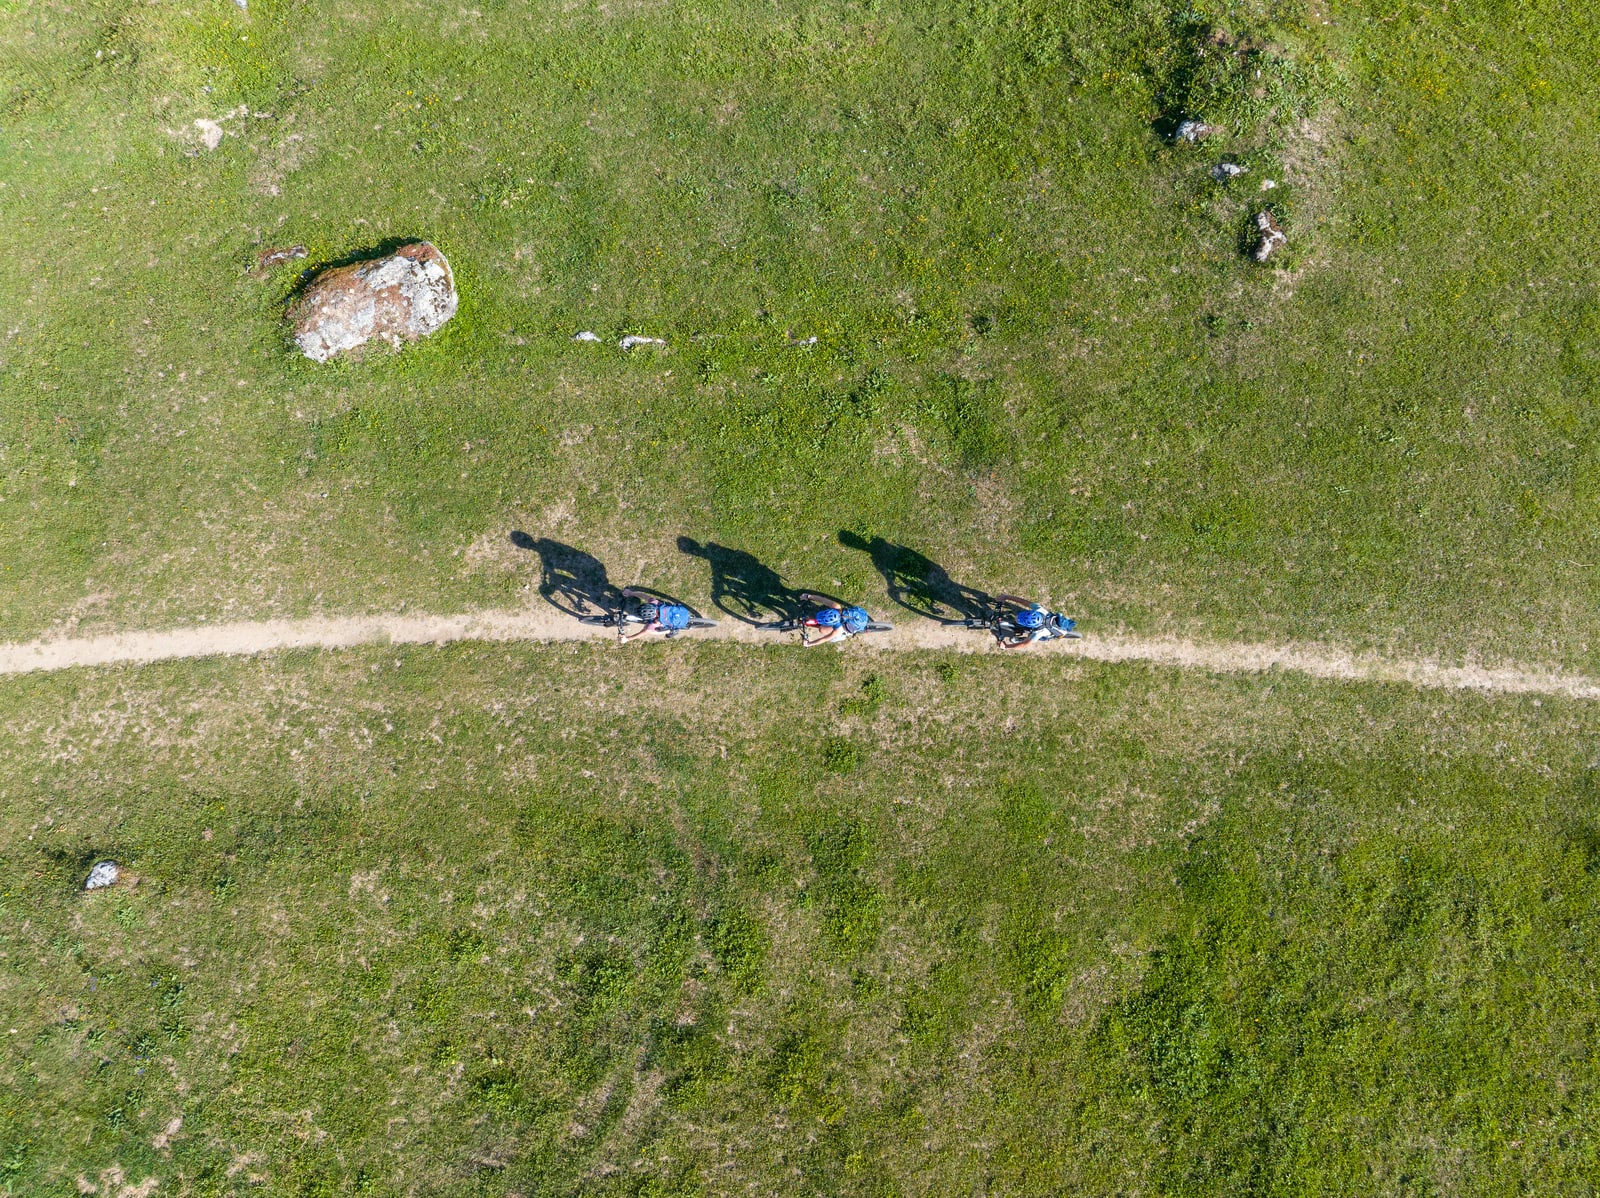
(993, 593, 1077, 649)
(798, 593, 874, 647)
(618, 587, 694, 642)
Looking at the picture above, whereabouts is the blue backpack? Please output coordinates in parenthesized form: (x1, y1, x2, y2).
(840, 606, 870, 634)
(657, 604, 692, 630)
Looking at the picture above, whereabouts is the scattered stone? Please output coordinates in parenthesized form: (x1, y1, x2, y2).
(572, 331, 602, 343)
(1261, 178, 1278, 191)
(257, 244, 307, 270)
(84, 861, 120, 891)
(250, 244, 308, 279)
(1254, 211, 1288, 262)
(1211, 162, 1248, 180)
(618, 335, 666, 350)
(289, 242, 458, 363)
(1175, 120, 1223, 143)
(786, 333, 819, 346)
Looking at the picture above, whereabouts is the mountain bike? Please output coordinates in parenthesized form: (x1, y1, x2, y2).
(757, 613, 894, 640)
(578, 600, 718, 637)
(963, 607, 1081, 642)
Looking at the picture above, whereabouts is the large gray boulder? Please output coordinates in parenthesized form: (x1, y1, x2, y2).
(290, 242, 457, 362)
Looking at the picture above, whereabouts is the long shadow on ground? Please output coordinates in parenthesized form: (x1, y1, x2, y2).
(510, 533, 623, 617)
(838, 532, 992, 623)
(677, 538, 805, 625)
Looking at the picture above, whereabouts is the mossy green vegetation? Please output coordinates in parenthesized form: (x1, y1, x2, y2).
(1, 0, 1598, 668)
(0, 644, 1596, 1194)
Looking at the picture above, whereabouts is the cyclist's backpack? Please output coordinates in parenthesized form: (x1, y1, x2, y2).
(840, 605, 870, 634)
(658, 603, 692, 630)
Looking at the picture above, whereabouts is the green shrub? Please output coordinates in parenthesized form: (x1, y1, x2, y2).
(823, 737, 861, 774)
(838, 674, 885, 716)
(706, 909, 767, 993)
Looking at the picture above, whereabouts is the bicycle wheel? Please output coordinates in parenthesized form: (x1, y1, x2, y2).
(863, 622, 895, 633)
(686, 618, 719, 629)
(577, 615, 616, 627)
(962, 617, 993, 630)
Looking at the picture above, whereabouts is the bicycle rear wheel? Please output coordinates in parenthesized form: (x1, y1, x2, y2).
(863, 622, 895, 633)
(686, 618, 719, 629)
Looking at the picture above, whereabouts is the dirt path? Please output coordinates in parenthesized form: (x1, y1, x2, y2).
(0, 606, 1595, 701)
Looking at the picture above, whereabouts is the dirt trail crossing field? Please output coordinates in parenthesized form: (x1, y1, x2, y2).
(0, 607, 1595, 700)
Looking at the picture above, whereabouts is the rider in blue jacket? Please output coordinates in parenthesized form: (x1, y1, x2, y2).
(619, 587, 693, 642)
(994, 593, 1076, 649)
(799, 593, 873, 647)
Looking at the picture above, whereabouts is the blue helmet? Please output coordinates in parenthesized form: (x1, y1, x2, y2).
(1015, 607, 1047, 630)
(840, 606, 870, 634)
(814, 607, 843, 628)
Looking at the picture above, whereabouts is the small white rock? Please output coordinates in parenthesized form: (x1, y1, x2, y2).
(1261, 179, 1278, 191)
(1175, 120, 1222, 143)
(1254, 211, 1288, 262)
(1211, 162, 1248, 180)
(618, 335, 666, 350)
(84, 861, 120, 890)
(572, 331, 602, 343)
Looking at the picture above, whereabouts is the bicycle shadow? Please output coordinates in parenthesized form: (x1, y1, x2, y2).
(510, 533, 624, 617)
(676, 537, 804, 625)
(838, 531, 991, 623)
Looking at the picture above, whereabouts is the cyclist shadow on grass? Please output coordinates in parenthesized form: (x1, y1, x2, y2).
(676, 537, 805, 625)
(510, 533, 624, 618)
(838, 531, 991, 623)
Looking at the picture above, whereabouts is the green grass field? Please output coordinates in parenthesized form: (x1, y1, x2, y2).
(6, 0, 1600, 1193)
(2, 0, 1598, 664)
(2, 645, 1597, 1195)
